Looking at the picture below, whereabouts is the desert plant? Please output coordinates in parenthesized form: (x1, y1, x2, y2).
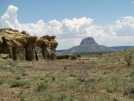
(20, 96, 25, 101)
(10, 80, 24, 88)
(10, 80, 30, 88)
(70, 55, 77, 60)
(52, 76, 56, 81)
(57, 55, 70, 59)
(77, 54, 81, 57)
(15, 76, 21, 80)
(124, 51, 133, 66)
(124, 84, 134, 99)
(36, 82, 48, 92)
(0, 79, 4, 85)
(65, 55, 70, 59)
(130, 71, 134, 76)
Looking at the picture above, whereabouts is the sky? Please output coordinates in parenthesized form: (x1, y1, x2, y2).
(0, 0, 134, 49)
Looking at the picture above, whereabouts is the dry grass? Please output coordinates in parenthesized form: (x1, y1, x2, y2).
(0, 50, 134, 101)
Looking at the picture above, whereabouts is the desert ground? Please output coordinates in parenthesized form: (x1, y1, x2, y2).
(0, 50, 134, 101)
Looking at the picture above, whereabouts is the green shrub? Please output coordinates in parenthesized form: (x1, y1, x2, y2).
(130, 72, 134, 76)
(57, 55, 71, 59)
(130, 72, 134, 79)
(70, 55, 77, 60)
(124, 51, 133, 66)
(10, 80, 23, 88)
(0, 79, 4, 85)
(77, 54, 81, 57)
(36, 82, 48, 92)
(15, 76, 21, 80)
(65, 55, 70, 59)
(99, 53, 102, 55)
(52, 76, 56, 81)
(10, 80, 30, 88)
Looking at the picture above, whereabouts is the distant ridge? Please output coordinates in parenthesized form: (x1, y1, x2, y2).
(56, 37, 134, 54)
(56, 46, 134, 54)
(110, 46, 134, 50)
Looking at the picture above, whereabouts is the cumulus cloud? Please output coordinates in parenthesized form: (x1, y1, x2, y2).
(57, 38, 82, 49)
(0, 5, 21, 28)
(1, 5, 134, 49)
(109, 16, 134, 36)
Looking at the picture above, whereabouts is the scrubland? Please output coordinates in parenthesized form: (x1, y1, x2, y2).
(0, 50, 134, 101)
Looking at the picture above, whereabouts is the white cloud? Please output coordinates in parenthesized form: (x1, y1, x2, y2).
(1, 5, 134, 50)
(95, 36, 134, 46)
(57, 38, 82, 50)
(132, 1, 134, 4)
(0, 5, 21, 28)
(109, 16, 134, 36)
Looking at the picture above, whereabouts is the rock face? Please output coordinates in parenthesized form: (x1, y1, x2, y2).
(80, 37, 98, 46)
(0, 28, 58, 61)
(63, 37, 115, 54)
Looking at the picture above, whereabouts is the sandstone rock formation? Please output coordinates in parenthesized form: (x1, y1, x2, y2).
(0, 28, 58, 61)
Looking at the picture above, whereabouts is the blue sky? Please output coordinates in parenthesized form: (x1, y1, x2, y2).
(1, 0, 134, 24)
(0, 0, 134, 49)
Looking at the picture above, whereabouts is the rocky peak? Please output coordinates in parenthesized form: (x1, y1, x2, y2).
(80, 37, 98, 46)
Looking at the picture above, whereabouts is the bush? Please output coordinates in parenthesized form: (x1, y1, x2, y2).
(77, 54, 81, 57)
(10, 80, 30, 88)
(124, 84, 134, 98)
(36, 82, 48, 92)
(99, 53, 102, 55)
(124, 51, 133, 66)
(15, 76, 21, 80)
(70, 55, 77, 60)
(10, 80, 24, 88)
(57, 55, 70, 59)
(65, 55, 70, 59)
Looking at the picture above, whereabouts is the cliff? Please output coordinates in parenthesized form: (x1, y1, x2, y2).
(0, 28, 58, 61)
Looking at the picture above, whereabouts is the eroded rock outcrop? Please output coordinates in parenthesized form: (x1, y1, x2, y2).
(0, 28, 58, 61)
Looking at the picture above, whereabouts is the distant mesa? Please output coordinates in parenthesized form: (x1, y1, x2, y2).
(62, 37, 115, 54)
(56, 37, 134, 54)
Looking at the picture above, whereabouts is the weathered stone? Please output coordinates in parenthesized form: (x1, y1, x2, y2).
(0, 28, 58, 61)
